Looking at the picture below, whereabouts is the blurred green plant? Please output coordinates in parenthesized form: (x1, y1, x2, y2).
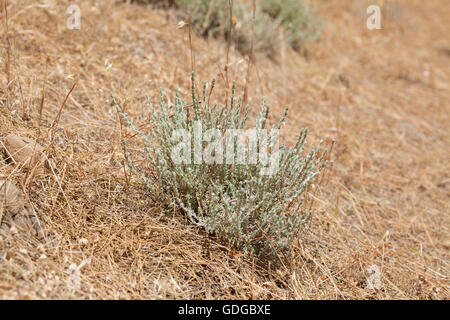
(134, 0, 322, 57)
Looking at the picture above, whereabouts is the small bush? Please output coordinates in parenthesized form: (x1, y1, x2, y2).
(114, 74, 327, 263)
(137, 0, 322, 57)
(259, 0, 322, 49)
(181, 0, 322, 56)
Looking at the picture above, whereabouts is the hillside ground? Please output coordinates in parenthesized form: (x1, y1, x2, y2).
(0, 0, 448, 299)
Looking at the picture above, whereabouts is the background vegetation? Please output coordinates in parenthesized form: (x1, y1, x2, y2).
(135, 0, 322, 57)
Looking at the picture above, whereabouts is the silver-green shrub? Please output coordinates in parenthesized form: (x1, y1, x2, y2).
(113, 74, 327, 263)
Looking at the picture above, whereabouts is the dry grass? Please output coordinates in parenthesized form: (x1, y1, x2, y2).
(0, 0, 448, 299)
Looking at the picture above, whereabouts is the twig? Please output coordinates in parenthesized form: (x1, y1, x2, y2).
(49, 80, 78, 151)
(3, 0, 11, 110)
(243, 0, 256, 108)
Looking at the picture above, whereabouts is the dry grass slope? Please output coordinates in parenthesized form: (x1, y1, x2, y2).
(0, 0, 448, 299)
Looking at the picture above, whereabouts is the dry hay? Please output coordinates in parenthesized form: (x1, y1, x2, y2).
(0, 0, 448, 299)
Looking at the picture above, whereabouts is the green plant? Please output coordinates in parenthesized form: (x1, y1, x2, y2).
(113, 74, 327, 264)
(178, 0, 277, 55)
(137, 0, 322, 57)
(260, 0, 322, 48)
